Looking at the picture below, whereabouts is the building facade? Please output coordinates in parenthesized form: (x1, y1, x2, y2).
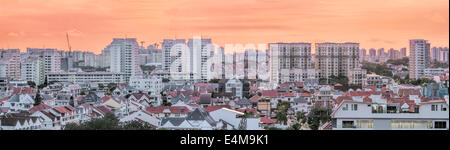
(409, 39, 431, 80)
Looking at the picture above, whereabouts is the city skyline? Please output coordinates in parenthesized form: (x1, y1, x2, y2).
(1, 0, 449, 54)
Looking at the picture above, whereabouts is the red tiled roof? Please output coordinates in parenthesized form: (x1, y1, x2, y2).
(261, 90, 278, 98)
(101, 96, 112, 102)
(236, 108, 258, 115)
(284, 92, 296, 97)
(333, 96, 353, 105)
(301, 93, 312, 97)
(421, 97, 444, 103)
(80, 103, 91, 108)
(64, 105, 75, 112)
(95, 105, 112, 115)
(205, 105, 231, 112)
(260, 117, 277, 124)
(146, 106, 190, 114)
(54, 107, 72, 115)
(12, 87, 35, 95)
(29, 103, 51, 113)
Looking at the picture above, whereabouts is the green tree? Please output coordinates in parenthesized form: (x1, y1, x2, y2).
(290, 122, 301, 130)
(275, 101, 290, 125)
(265, 127, 282, 130)
(34, 89, 42, 106)
(65, 113, 120, 130)
(121, 120, 155, 130)
(69, 96, 74, 107)
(27, 81, 36, 88)
(307, 108, 332, 130)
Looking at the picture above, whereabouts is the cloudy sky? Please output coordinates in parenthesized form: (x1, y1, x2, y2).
(0, 0, 448, 54)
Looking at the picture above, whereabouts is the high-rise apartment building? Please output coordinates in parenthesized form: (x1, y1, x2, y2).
(27, 48, 61, 74)
(188, 37, 214, 82)
(359, 48, 366, 62)
(105, 38, 142, 81)
(439, 48, 449, 63)
(316, 42, 359, 79)
(369, 48, 377, 62)
(409, 39, 431, 80)
(269, 43, 313, 85)
(21, 56, 45, 85)
(0, 49, 21, 80)
(400, 47, 407, 58)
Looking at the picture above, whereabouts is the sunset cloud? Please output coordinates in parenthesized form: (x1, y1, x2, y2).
(0, 0, 448, 54)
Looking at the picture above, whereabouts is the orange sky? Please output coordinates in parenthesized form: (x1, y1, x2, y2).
(0, 0, 448, 54)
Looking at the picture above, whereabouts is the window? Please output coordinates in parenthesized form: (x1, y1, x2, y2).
(342, 121, 354, 128)
(441, 105, 447, 111)
(431, 105, 438, 111)
(351, 104, 358, 111)
(434, 121, 447, 129)
(342, 104, 348, 111)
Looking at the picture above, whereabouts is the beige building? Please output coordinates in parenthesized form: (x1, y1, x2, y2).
(269, 43, 313, 86)
(316, 42, 360, 81)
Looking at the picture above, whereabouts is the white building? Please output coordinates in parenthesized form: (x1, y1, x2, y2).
(120, 110, 161, 127)
(106, 38, 143, 81)
(225, 76, 243, 98)
(47, 71, 126, 84)
(316, 42, 359, 80)
(331, 99, 449, 130)
(348, 68, 367, 86)
(269, 43, 313, 86)
(129, 75, 163, 94)
(424, 68, 448, 76)
(409, 39, 431, 80)
(188, 37, 214, 82)
(21, 56, 45, 85)
(0, 49, 21, 80)
(26, 48, 62, 74)
(1, 94, 35, 112)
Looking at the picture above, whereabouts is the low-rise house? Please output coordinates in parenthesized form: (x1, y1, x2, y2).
(31, 110, 60, 130)
(128, 93, 161, 107)
(160, 108, 217, 130)
(208, 107, 262, 130)
(55, 94, 72, 107)
(120, 110, 160, 128)
(146, 106, 190, 118)
(77, 103, 93, 123)
(1, 94, 34, 112)
(225, 76, 243, 98)
(292, 97, 309, 113)
(199, 93, 212, 108)
(79, 92, 100, 105)
(331, 97, 449, 130)
(48, 106, 78, 128)
(235, 97, 252, 109)
(259, 117, 277, 129)
(0, 114, 43, 130)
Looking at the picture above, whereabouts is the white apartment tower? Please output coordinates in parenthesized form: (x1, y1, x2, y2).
(0, 49, 21, 80)
(26, 48, 61, 74)
(188, 37, 214, 82)
(106, 38, 142, 81)
(409, 39, 431, 80)
(316, 42, 360, 79)
(21, 56, 45, 85)
(269, 43, 313, 85)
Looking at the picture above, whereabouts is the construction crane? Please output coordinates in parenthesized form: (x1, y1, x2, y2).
(66, 32, 72, 56)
